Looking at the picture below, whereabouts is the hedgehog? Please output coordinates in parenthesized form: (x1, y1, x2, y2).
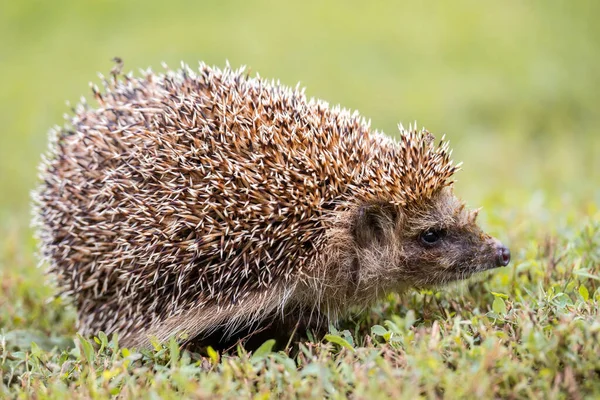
(33, 62, 511, 349)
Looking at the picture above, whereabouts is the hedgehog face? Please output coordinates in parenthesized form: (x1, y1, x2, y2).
(399, 189, 511, 286)
(352, 188, 510, 291)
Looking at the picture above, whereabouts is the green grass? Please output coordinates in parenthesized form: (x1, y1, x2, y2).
(1, 0, 599, 398)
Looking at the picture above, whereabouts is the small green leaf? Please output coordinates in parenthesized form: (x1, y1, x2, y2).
(206, 346, 220, 364)
(490, 291, 509, 299)
(384, 320, 401, 334)
(324, 334, 354, 351)
(579, 285, 589, 301)
(77, 334, 95, 364)
(169, 336, 180, 366)
(98, 331, 108, 344)
(110, 333, 119, 350)
(492, 296, 507, 315)
(252, 339, 276, 359)
(30, 342, 41, 358)
(97, 332, 108, 353)
(371, 325, 388, 337)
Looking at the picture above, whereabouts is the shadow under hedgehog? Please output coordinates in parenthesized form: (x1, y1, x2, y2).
(33, 63, 511, 350)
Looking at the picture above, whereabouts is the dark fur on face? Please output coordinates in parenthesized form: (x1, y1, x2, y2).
(308, 187, 510, 318)
(396, 189, 507, 287)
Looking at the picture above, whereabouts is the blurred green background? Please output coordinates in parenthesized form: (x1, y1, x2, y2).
(1, 0, 599, 245)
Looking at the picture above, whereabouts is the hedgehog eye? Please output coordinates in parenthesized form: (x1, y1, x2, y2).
(419, 229, 445, 246)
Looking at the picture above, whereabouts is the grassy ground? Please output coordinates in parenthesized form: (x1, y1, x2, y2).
(1, 0, 599, 398)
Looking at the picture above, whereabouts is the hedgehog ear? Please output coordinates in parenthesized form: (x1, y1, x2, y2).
(353, 202, 397, 247)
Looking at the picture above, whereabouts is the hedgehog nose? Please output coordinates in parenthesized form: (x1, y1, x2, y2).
(496, 245, 511, 267)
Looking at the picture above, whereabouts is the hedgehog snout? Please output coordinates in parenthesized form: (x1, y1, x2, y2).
(495, 243, 511, 267)
(488, 237, 510, 267)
